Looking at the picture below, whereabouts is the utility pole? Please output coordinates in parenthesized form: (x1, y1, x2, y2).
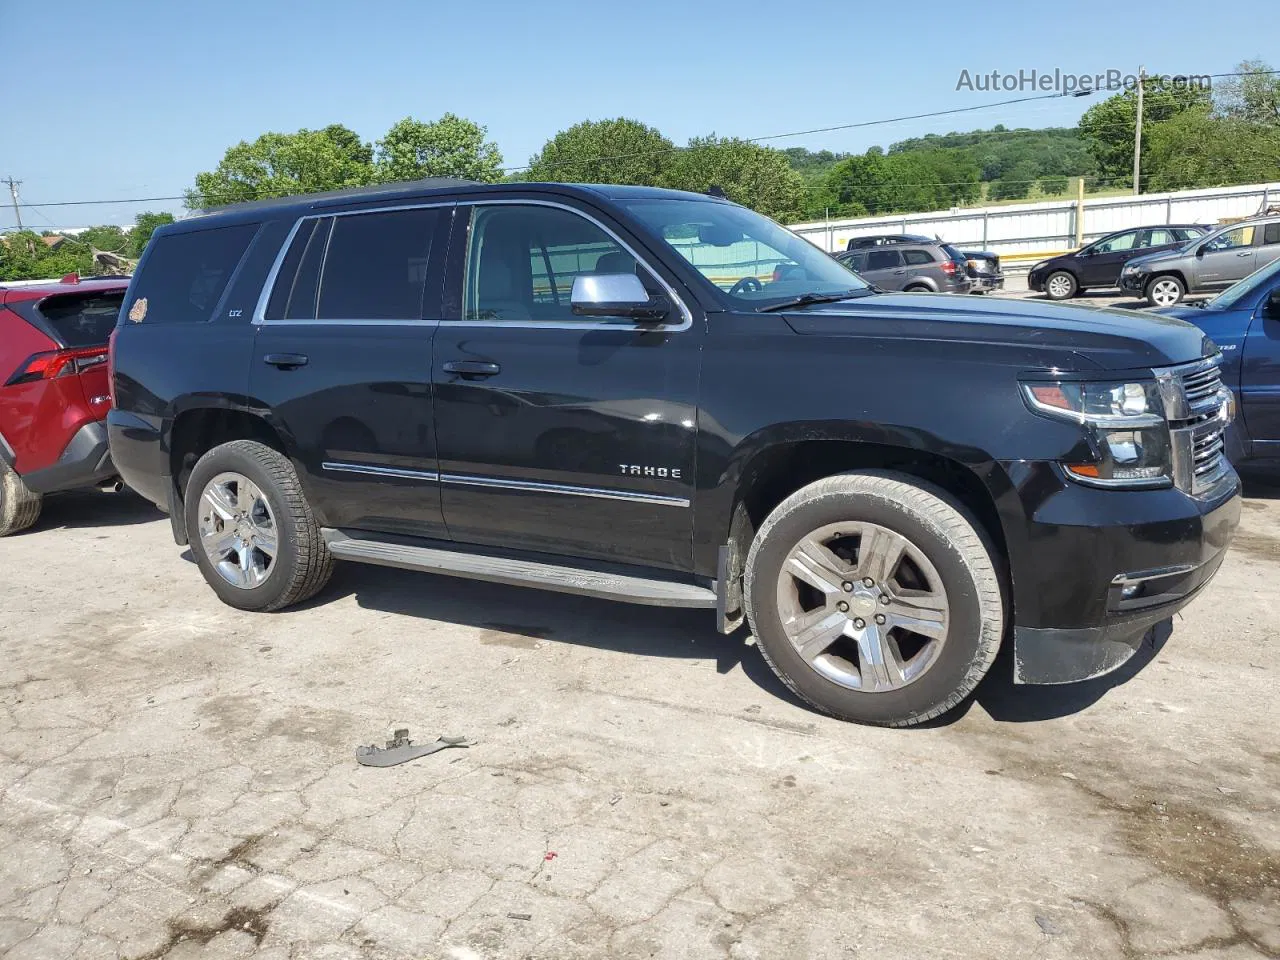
(1132, 66, 1145, 196)
(3, 177, 22, 229)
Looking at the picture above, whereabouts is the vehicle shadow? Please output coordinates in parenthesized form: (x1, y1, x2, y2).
(27, 488, 163, 532)
(312, 562, 808, 708)
(940, 618, 1174, 725)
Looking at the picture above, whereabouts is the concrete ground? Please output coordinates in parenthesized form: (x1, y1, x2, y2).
(1, 486, 1278, 960)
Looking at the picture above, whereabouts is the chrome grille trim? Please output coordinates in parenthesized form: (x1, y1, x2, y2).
(1153, 356, 1233, 496)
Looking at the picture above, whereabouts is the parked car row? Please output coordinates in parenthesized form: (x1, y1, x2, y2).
(1028, 215, 1280, 307)
(4, 182, 1274, 731)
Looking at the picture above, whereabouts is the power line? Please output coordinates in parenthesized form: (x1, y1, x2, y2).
(6, 67, 1280, 212)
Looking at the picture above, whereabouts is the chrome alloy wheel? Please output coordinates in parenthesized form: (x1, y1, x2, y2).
(1148, 277, 1182, 306)
(775, 521, 950, 692)
(1046, 273, 1073, 298)
(197, 472, 278, 589)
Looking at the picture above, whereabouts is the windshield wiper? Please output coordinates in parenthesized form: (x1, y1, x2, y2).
(758, 290, 870, 313)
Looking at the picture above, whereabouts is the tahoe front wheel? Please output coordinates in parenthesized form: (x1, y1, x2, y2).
(744, 471, 1004, 727)
(185, 440, 333, 611)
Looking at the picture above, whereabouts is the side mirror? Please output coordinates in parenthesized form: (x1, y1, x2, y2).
(1267, 288, 1280, 317)
(570, 274, 669, 321)
(1196, 244, 1208, 258)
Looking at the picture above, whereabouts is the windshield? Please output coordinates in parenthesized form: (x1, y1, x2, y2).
(1206, 255, 1280, 310)
(622, 198, 868, 308)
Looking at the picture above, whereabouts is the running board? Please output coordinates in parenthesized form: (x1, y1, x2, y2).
(322, 530, 717, 608)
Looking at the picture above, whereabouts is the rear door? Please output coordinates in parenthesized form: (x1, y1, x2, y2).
(1256, 221, 1280, 271)
(901, 248, 936, 286)
(248, 203, 452, 538)
(862, 249, 905, 289)
(1193, 224, 1257, 287)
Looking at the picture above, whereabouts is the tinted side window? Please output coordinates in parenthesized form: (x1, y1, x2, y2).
(839, 252, 863, 271)
(903, 249, 935, 265)
(463, 205, 644, 324)
(1094, 231, 1137, 254)
(865, 250, 901, 270)
(316, 209, 439, 320)
(1144, 229, 1175, 247)
(1173, 228, 1203, 242)
(1264, 223, 1280, 245)
(127, 223, 258, 323)
(37, 292, 125, 346)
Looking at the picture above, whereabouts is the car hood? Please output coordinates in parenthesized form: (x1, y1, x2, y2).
(1123, 248, 1187, 271)
(781, 293, 1215, 370)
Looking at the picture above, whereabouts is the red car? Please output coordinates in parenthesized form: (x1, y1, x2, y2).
(0, 274, 129, 535)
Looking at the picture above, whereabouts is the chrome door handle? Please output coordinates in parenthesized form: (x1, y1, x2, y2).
(443, 360, 501, 378)
(1237, 251, 1253, 257)
(263, 353, 308, 369)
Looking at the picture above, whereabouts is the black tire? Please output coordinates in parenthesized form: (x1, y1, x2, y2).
(0, 461, 42, 537)
(744, 471, 1004, 727)
(1043, 270, 1078, 300)
(1144, 274, 1185, 307)
(903, 284, 931, 293)
(184, 440, 333, 611)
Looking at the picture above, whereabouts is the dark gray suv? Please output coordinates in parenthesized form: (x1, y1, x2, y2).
(836, 242, 971, 293)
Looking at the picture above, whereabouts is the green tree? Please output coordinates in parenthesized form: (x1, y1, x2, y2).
(1078, 82, 1210, 187)
(1039, 175, 1070, 195)
(77, 225, 130, 255)
(526, 118, 674, 185)
(186, 124, 375, 208)
(375, 114, 503, 184)
(1144, 105, 1280, 191)
(0, 231, 93, 281)
(130, 211, 176, 257)
(664, 136, 806, 221)
(1218, 59, 1280, 123)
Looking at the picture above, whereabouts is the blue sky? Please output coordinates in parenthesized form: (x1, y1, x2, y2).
(2, 0, 1270, 231)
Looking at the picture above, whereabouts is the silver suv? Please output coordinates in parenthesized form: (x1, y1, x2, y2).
(1120, 216, 1280, 306)
(835, 241, 972, 294)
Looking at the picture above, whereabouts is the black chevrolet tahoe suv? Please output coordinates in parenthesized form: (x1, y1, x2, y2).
(107, 179, 1241, 727)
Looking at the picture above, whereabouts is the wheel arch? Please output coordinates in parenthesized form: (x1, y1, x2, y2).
(708, 432, 1014, 630)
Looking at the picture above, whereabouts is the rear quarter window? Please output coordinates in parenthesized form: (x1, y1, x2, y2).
(903, 250, 935, 265)
(36, 292, 125, 346)
(126, 223, 258, 324)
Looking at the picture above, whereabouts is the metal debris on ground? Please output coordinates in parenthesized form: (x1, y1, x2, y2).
(356, 729, 473, 767)
(507, 912, 532, 921)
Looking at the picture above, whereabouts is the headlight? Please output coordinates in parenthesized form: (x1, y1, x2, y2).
(1022, 379, 1172, 487)
(1122, 263, 1143, 275)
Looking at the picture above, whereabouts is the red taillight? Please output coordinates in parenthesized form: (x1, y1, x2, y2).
(108, 327, 119, 406)
(6, 346, 109, 386)
(940, 260, 957, 275)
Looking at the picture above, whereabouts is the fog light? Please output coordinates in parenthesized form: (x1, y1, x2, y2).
(1120, 582, 1142, 600)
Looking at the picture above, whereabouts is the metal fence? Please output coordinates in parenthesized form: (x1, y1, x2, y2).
(788, 181, 1280, 261)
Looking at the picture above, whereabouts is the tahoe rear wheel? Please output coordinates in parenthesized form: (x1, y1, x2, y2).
(1145, 275, 1185, 307)
(185, 440, 332, 611)
(1044, 270, 1077, 300)
(744, 472, 1004, 727)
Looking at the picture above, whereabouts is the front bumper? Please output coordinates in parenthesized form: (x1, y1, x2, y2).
(1002, 462, 1241, 684)
(21, 421, 115, 494)
(1119, 272, 1148, 294)
(1027, 272, 1045, 292)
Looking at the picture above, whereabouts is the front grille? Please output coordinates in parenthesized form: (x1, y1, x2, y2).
(1181, 364, 1223, 411)
(1159, 358, 1232, 495)
(1192, 427, 1226, 478)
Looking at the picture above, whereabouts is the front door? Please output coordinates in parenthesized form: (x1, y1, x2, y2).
(1193, 224, 1257, 288)
(249, 204, 452, 538)
(1079, 229, 1138, 286)
(1241, 272, 1280, 458)
(431, 200, 700, 572)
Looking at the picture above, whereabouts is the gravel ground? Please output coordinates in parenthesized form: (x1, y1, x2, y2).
(1, 486, 1277, 960)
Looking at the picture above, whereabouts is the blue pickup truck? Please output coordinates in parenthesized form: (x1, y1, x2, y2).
(1159, 257, 1280, 470)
